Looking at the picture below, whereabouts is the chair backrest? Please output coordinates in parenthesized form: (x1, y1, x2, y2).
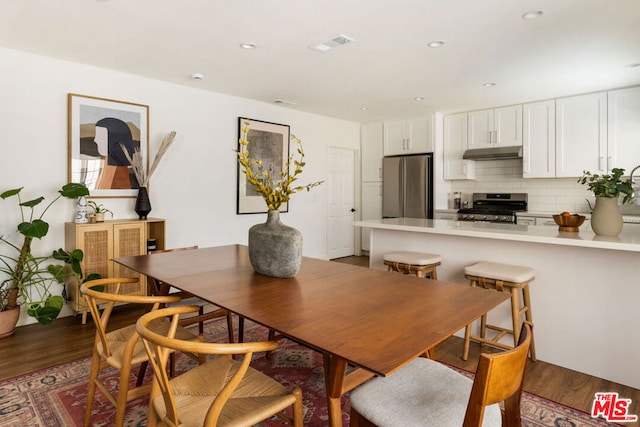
(136, 305, 280, 426)
(81, 278, 182, 359)
(463, 322, 533, 427)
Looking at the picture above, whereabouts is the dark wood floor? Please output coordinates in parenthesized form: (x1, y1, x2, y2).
(1, 255, 638, 418)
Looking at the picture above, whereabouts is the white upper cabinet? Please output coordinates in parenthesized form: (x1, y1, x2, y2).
(383, 115, 434, 155)
(361, 122, 384, 182)
(468, 105, 522, 149)
(608, 86, 640, 175)
(523, 100, 556, 178)
(556, 92, 607, 177)
(443, 112, 476, 180)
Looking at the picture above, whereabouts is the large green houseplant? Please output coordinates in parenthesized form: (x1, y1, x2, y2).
(0, 183, 89, 328)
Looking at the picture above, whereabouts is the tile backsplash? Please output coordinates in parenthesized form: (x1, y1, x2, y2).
(450, 159, 595, 214)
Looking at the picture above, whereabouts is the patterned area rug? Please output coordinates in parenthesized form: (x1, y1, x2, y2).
(0, 319, 620, 426)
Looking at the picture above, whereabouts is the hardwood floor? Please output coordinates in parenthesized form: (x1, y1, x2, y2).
(1, 255, 638, 419)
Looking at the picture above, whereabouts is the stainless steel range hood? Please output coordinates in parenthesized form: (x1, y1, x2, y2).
(462, 146, 523, 160)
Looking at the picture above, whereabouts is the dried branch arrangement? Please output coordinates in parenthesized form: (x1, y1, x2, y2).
(122, 131, 176, 187)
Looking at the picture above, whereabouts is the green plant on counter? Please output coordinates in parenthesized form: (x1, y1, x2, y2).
(578, 168, 634, 204)
(0, 183, 89, 324)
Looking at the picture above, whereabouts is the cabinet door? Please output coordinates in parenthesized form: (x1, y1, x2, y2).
(523, 100, 556, 178)
(494, 105, 522, 147)
(608, 86, 640, 174)
(361, 122, 384, 181)
(556, 92, 607, 177)
(77, 223, 114, 279)
(406, 115, 434, 153)
(383, 119, 407, 156)
(113, 222, 147, 295)
(467, 109, 493, 149)
(361, 182, 383, 250)
(444, 113, 476, 180)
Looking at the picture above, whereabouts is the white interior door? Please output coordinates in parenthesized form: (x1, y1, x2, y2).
(327, 147, 355, 259)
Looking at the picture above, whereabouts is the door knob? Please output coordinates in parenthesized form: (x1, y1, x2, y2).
(351, 208, 356, 212)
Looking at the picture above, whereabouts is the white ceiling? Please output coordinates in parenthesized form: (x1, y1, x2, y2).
(1, 0, 639, 123)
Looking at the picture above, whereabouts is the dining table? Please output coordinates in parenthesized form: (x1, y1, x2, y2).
(114, 244, 509, 427)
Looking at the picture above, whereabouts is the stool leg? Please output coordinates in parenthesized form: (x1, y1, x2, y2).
(480, 313, 487, 341)
(522, 284, 537, 361)
(510, 287, 521, 348)
(416, 269, 426, 278)
(430, 268, 437, 280)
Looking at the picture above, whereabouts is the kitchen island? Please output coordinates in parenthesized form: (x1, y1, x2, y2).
(354, 218, 640, 389)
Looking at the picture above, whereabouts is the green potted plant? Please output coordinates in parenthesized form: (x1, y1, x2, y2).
(0, 183, 90, 334)
(578, 167, 634, 236)
(87, 200, 113, 222)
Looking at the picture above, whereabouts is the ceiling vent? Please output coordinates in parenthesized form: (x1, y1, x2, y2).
(272, 99, 296, 106)
(309, 34, 356, 52)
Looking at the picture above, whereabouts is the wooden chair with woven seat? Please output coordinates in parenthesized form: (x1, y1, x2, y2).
(349, 322, 533, 427)
(148, 246, 235, 342)
(136, 304, 304, 427)
(81, 278, 204, 427)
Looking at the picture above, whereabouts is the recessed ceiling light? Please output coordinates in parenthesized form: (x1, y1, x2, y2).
(361, 107, 369, 111)
(240, 43, 256, 49)
(483, 82, 496, 87)
(414, 96, 425, 101)
(626, 63, 640, 68)
(427, 41, 445, 48)
(522, 10, 544, 20)
(191, 73, 204, 80)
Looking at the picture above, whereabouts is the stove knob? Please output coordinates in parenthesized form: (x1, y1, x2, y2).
(481, 215, 487, 220)
(469, 215, 475, 220)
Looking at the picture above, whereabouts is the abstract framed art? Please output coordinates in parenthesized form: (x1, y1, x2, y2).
(68, 93, 149, 198)
(236, 117, 290, 214)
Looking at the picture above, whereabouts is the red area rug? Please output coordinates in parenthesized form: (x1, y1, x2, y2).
(0, 319, 621, 426)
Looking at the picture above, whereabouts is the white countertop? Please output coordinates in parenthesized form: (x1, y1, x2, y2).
(354, 218, 640, 252)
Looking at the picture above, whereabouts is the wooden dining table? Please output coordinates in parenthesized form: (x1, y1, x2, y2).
(114, 244, 509, 426)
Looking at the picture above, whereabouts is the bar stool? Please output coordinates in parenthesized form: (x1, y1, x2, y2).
(462, 261, 536, 361)
(383, 251, 442, 279)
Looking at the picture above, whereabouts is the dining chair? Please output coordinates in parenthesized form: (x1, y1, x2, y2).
(349, 322, 533, 427)
(136, 304, 304, 427)
(148, 246, 235, 342)
(81, 278, 203, 427)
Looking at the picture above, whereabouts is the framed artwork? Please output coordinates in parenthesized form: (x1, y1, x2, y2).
(237, 117, 290, 214)
(68, 93, 149, 198)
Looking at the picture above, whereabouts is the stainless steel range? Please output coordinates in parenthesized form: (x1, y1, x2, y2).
(457, 193, 528, 224)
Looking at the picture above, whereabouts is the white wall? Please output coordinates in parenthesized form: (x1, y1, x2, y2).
(0, 46, 359, 325)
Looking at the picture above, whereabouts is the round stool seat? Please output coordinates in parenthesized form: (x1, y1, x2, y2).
(384, 251, 442, 266)
(464, 262, 535, 284)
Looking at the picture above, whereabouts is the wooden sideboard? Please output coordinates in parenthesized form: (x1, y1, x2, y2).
(64, 218, 165, 322)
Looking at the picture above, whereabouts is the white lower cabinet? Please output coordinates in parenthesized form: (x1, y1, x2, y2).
(361, 182, 382, 251)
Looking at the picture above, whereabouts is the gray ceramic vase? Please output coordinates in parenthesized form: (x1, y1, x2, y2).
(248, 210, 302, 278)
(590, 196, 623, 236)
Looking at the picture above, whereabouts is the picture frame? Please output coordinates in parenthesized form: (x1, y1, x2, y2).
(237, 117, 290, 214)
(68, 93, 149, 198)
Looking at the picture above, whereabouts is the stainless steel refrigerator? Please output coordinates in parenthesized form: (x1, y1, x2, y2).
(382, 154, 434, 219)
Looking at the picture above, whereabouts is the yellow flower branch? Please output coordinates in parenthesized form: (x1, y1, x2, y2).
(237, 121, 323, 210)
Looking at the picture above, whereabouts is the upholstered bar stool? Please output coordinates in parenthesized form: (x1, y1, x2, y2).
(383, 251, 442, 279)
(462, 261, 536, 361)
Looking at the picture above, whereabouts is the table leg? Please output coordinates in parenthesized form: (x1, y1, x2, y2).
(323, 353, 348, 427)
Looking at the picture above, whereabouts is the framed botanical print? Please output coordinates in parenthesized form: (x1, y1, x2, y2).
(236, 117, 290, 214)
(68, 93, 149, 197)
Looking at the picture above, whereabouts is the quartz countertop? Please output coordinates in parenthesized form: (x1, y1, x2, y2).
(354, 218, 640, 252)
